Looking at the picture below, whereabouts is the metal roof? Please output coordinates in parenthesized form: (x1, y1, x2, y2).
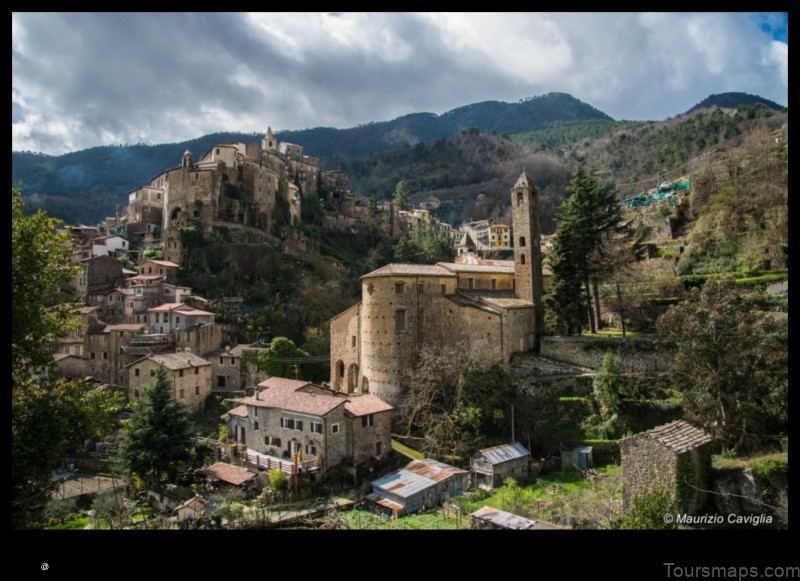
(371, 459, 467, 499)
(471, 506, 566, 530)
(475, 442, 531, 465)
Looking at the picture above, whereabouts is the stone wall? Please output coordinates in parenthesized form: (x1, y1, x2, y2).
(620, 433, 678, 512)
(540, 336, 673, 372)
(347, 410, 392, 463)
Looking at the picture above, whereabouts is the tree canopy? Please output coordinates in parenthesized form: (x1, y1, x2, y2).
(545, 163, 637, 334)
(657, 276, 787, 454)
(117, 365, 197, 487)
(245, 336, 310, 380)
(12, 187, 121, 528)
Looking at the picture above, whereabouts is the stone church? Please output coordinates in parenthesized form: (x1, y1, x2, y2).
(330, 171, 547, 405)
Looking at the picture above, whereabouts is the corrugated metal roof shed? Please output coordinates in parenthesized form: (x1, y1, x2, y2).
(371, 459, 467, 499)
(471, 506, 537, 530)
(476, 442, 530, 465)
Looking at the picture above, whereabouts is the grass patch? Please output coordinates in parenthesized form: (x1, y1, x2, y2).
(391, 439, 424, 460)
(46, 515, 90, 530)
(713, 451, 787, 471)
(580, 328, 649, 339)
(340, 507, 463, 530)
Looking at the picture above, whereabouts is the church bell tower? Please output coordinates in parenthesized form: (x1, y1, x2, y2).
(511, 171, 544, 347)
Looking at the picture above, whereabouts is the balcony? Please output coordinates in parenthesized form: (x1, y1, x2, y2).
(245, 449, 319, 475)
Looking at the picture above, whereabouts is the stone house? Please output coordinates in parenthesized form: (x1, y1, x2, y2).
(90, 235, 129, 259)
(138, 259, 180, 284)
(330, 171, 546, 405)
(620, 420, 713, 515)
(366, 459, 469, 515)
(471, 442, 531, 489)
(173, 496, 209, 522)
(74, 255, 125, 303)
(222, 377, 393, 475)
(127, 352, 213, 413)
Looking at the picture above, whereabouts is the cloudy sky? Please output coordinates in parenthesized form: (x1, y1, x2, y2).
(12, 12, 788, 156)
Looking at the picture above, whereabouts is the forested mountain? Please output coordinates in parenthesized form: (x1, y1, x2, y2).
(11, 91, 786, 227)
(683, 92, 785, 115)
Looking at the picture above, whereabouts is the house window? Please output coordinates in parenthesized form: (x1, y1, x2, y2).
(395, 310, 405, 333)
(175, 316, 180, 325)
(440, 283, 446, 294)
(179, 369, 184, 377)
(306, 441, 317, 456)
(311, 422, 322, 434)
(253, 407, 258, 418)
(150, 369, 155, 377)
(179, 389, 185, 398)
(376, 441, 383, 456)
(103, 352, 108, 360)
(91, 352, 96, 359)
(394, 282, 404, 295)
(135, 368, 140, 377)
(195, 385, 200, 395)
(271, 437, 282, 447)
(295, 420, 303, 431)
(519, 236, 526, 247)
(253, 421, 259, 431)
(195, 367, 199, 375)
(468, 277, 475, 289)
(218, 376, 226, 388)
(520, 254, 526, 265)
(281, 418, 295, 430)
(331, 423, 340, 434)
(220, 357, 224, 365)
(418, 283, 424, 294)
(134, 390, 139, 398)
(362, 414, 374, 428)
(517, 192, 523, 206)
(230, 358, 235, 366)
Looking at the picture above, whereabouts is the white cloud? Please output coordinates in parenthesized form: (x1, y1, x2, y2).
(11, 12, 789, 154)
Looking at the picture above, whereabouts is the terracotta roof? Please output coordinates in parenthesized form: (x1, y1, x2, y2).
(201, 462, 256, 486)
(80, 306, 99, 314)
(226, 405, 248, 418)
(362, 263, 455, 279)
(637, 420, 712, 454)
(257, 377, 313, 391)
(105, 324, 146, 331)
(242, 383, 345, 417)
(460, 291, 534, 309)
(344, 394, 394, 417)
(173, 497, 208, 513)
(143, 260, 180, 268)
(228, 344, 248, 357)
(438, 262, 515, 274)
(146, 303, 184, 313)
(128, 275, 164, 282)
(149, 352, 212, 370)
(181, 308, 215, 317)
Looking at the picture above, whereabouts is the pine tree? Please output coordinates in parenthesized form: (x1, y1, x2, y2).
(545, 163, 632, 334)
(393, 180, 411, 211)
(117, 365, 196, 488)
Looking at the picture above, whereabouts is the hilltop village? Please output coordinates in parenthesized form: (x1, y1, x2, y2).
(32, 122, 787, 531)
(56, 129, 545, 403)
